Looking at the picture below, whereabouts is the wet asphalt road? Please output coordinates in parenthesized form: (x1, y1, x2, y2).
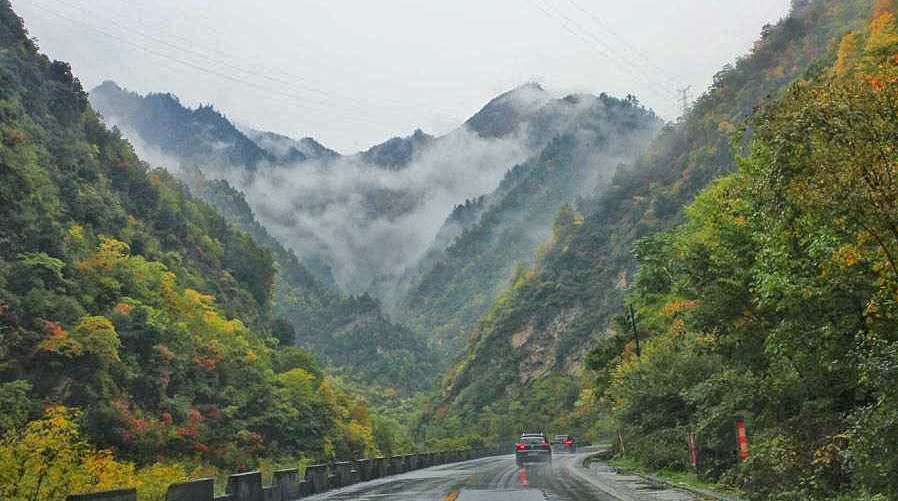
(302, 449, 696, 501)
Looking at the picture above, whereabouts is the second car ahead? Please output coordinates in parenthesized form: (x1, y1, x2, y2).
(515, 434, 552, 466)
(551, 434, 576, 453)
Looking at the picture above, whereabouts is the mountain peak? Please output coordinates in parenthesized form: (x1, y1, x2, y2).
(242, 128, 340, 164)
(464, 82, 552, 138)
(89, 82, 273, 168)
(517, 81, 545, 92)
(94, 80, 123, 93)
(360, 128, 434, 170)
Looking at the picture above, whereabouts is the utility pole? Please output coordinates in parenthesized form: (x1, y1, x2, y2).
(677, 86, 692, 117)
(628, 305, 640, 357)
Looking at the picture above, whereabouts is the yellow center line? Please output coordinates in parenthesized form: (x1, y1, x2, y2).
(443, 489, 460, 501)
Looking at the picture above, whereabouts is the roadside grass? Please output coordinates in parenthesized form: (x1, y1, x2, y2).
(608, 456, 745, 499)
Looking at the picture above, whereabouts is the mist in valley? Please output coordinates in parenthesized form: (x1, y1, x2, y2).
(222, 127, 533, 294)
(92, 83, 660, 303)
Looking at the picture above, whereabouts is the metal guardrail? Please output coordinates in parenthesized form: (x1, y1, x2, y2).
(66, 447, 509, 501)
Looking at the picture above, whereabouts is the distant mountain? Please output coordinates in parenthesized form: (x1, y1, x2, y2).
(170, 168, 441, 392)
(90, 81, 275, 169)
(242, 128, 340, 164)
(89, 81, 339, 285)
(464, 82, 551, 138)
(394, 93, 661, 353)
(358, 128, 434, 170)
(91, 84, 657, 316)
(88, 82, 438, 392)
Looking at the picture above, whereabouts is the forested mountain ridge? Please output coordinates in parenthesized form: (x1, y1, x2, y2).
(181, 168, 440, 392)
(0, 3, 412, 497)
(90, 83, 440, 393)
(395, 93, 662, 353)
(424, 0, 873, 449)
(601, 1, 898, 497)
(359, 128, 434, 170)
(90, 81, 277, 170)
(464, 82, 551, 139)
(91, 81, 339, 169)
(91, 81, 341, 286)
(92, 80, 661, 306)
(241, 128, 339, 165)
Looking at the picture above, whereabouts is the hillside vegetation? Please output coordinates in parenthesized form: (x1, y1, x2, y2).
(600, 2, 898, 497)
(90, 82, 441, 393)
(0, 3, 408, 498)
(397, 92, 661, 353)
(425, 0, 872, 454)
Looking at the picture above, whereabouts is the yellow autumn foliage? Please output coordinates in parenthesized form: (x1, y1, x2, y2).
(835, 32, 859, 75)
(0, 407, 186, 501)
(73, 316, 121, 365)
(866, 11, 898, 54)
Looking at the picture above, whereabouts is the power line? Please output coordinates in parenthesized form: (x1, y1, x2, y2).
(540, 0, 677, 100)
(528, 0, 677, 103)
(26, 5, 400, 132)
(44, 0, 464, 121)
(677, 86, 693, 116)
(25, 0, 474, 138)
(26, 0, 472, 142)
(558, 0, 683, 89)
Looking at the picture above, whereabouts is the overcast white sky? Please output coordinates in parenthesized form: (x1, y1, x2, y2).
(14, 0, 791, 153)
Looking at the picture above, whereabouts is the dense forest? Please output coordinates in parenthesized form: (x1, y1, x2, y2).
(88, 80, 340, 286)
(598, 1, 898, 497)
(187, 171, 441, 394)
(0, 2, 414, 498)
(397, 92, 661, 355)
(423, 0, 873, 478)
(89, 82, 442, 394)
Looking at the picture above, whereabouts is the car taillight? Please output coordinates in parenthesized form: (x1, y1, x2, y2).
(515, 443, 527, 450)
(541, 441, 550, 449)
(564, 440, 573, 446)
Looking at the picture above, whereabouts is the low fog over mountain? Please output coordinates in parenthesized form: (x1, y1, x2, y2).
(90, 81, 659, 297)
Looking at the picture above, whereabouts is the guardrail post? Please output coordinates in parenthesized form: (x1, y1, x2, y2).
(373, 457, 388, 478)
(166, 478, 214, 501)
(332, 461, 355, 488)
(355, 458, 374, 481)
(326, 461, 338, 489)
(226, 472, 263, 501)
(388, 455, 404, 475)
(304, 464, 329, 494)
(273, 469, 301, 500)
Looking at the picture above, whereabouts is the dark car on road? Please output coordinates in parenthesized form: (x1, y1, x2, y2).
(515, 433, 552, 466)
(551, 434, 576, 453)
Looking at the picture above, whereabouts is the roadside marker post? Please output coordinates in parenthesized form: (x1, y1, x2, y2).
(736, 417, 750, 461)
(687, 431, 698, 470)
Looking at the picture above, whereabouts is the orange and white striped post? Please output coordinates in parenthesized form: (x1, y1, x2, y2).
(687, 431, 698, 469)
(736, 417, 750, 461)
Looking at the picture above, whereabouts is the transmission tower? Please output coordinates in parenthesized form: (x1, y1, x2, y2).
(677, 86, 693, 117)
